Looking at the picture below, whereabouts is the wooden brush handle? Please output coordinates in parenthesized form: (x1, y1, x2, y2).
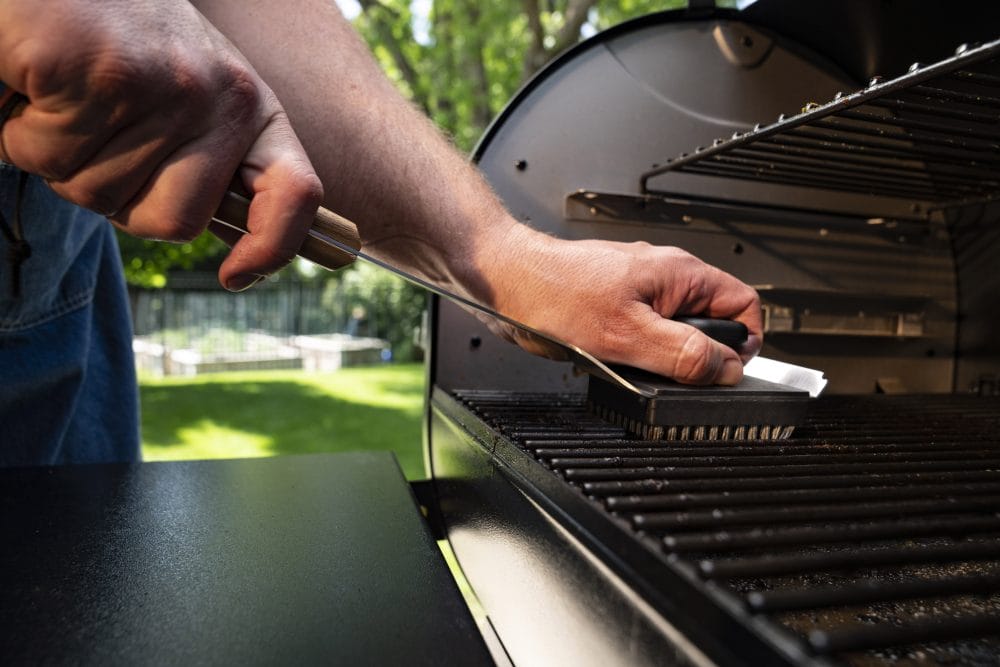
(212, 189, 362, 271)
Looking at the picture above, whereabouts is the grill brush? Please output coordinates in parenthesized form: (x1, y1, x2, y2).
(587, 319, 824, 441)
(211, 189, 824, 442)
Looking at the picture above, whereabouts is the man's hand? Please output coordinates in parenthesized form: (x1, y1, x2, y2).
(0, 0, 321, 291)
(483, 224, 763, 385)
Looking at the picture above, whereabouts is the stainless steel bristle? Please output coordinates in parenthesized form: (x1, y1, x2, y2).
(586, 370, 808, 443)
(589, 402, 796, 441)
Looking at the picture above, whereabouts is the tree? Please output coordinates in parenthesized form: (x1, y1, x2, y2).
(353, 0, 683, 151)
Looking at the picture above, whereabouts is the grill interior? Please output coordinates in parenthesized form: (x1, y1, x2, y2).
(642, 37, 1000, 211)
(451, 389, 1000, 664)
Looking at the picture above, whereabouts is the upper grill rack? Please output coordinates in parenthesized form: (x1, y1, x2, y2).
(640, 38, 1000, 211)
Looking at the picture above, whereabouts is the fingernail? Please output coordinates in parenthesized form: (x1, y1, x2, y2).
(718, 358, 743, 385)
(225, 274, 265, 292)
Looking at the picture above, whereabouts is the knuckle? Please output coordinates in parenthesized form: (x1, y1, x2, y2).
(159, 216, 204, 243)
(89, 56, 144, 101)
(672, 330, 719, 383)
(216, 61, 262, 121)
(170, 62, 215, 110)
(654, 245, 692, 262)
(13, 41, 68, 98)
(289, 169, 324, 211)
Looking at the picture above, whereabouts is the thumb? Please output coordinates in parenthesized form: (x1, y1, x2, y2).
(637, 318, 744, 385)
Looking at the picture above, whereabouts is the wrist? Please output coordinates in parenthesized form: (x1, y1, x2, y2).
(449, 210, 527, 308)
(471, 219, 557, 316)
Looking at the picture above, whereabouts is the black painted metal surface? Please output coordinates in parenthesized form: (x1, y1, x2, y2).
(0, 452, 491, 666)
(445, 389, 1000, 665)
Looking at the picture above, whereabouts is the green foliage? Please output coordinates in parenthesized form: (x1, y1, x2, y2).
(322, 261, 427, 360)
(117, 230, 225, 288)
(354, 0, 685, 151)
(593, 0, 688, 29)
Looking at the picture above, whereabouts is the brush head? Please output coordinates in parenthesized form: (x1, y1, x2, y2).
(587, 366, 809, 441)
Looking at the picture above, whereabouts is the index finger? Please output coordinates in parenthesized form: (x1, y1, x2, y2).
(218, 113, 323, 291)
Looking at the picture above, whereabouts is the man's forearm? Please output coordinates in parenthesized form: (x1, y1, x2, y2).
(195, 0, 514, 304)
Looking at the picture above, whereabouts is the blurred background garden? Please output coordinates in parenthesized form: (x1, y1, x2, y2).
(127, 0, 698, 476)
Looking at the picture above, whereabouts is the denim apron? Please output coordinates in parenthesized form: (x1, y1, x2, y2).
(0, 164, 140, 465)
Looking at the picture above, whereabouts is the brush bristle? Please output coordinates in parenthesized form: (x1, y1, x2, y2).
(590, 403, 795, 441)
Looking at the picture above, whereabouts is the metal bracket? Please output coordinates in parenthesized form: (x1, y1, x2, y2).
(565, 190, 937, 246)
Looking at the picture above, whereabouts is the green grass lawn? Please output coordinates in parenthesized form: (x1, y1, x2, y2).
(139, 363, 426, 479)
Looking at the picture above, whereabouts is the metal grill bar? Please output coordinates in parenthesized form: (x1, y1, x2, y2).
(582, 471, 1000, 496)
(451, 390, 1000, 660)
(641, 38, 1000, 209)
(563, 459, 1000, 481)
(746, 573, 1000, 613)
(699, 541, 1000, 579)
(554, 450, 996, 469)
(605, 482, 1000, 512)
(662, 516, 1000, 553)
(633, 496, 1000, 532)
(808, 614, 1000, 655)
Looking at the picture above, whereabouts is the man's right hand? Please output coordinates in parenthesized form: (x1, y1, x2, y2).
(0, 0, 321, 291)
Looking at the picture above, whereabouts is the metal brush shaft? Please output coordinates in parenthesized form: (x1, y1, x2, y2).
(211, 190, 645, 392)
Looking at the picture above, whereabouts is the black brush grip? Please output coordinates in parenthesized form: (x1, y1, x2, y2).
(674, 317, 748, 351)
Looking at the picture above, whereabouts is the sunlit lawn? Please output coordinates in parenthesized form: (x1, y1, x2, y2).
(139, 363, 426, 479)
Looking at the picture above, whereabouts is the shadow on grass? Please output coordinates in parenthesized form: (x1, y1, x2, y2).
(140, 379, 424, 479)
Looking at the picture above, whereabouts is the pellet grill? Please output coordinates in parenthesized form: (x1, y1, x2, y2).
(423, 2, 1000, 665)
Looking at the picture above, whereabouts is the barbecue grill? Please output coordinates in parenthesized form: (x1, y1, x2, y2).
(424, 2, 1000, 665)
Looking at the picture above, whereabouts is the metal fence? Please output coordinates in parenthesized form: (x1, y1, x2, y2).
(130, 272, 423, 376)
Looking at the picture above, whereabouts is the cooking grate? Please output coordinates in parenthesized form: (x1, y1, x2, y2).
(641, 38, 1000, 211)
(452, 390, 1000, 664)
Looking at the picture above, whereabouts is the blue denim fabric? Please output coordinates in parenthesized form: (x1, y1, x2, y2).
(0, 164, 140, 466)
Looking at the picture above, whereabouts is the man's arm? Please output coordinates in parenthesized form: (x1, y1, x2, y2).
(0, 0, 760, 384)
(195, 0, 762, 384)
